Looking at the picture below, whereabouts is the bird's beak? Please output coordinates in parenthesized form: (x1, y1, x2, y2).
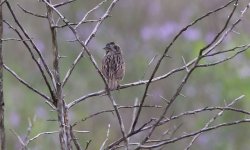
(103, 46, 108, 50)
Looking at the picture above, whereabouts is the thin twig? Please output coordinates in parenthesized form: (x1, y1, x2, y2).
(182, 56, 189, 72)
(74, 0, 109, 29)
(129, 0, 238, 136)
(100, 124, 111, 150)
(84, 140, 91, 150)
(29, 131, 59, 142)
(72, 105, 162, 127)
(204, 44, 250, 57)
(17, 4, 47, 18)
(10, 129, 25, 147)
(54, 0, 77, 8)
(185, 95, 244, 150)
(135, 1, 239, 147)
(5, 1, 56, 100)
(105, 104, 250, 149)
(140, 118, 250, 149)
(1, 38, 32, 42)
(106, 1, 244, 148)
(70, 126, 83, 150)
(198, 46, 250, 67)
(62, 0, 116, 87)
(0, 0, 5, 6)
(3, 64, 54, 108)
(0, 1, 5, 149)
(41, 1, 128, 148)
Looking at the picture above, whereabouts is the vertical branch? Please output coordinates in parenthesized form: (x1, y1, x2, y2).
(46, 0, 71, 149)
(41, 1, 128, 148)
(0, 0, 4, 149)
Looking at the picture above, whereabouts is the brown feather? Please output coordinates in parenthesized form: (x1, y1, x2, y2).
(101, 42, 125, 90)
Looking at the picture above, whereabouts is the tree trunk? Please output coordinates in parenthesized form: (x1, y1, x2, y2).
(46, 0, 72, 149)
(0, 0, 5, 149)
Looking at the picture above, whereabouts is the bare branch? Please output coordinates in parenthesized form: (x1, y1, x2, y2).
(6, 1, 55, 85)
(182, 56, 189, 72)
(3, 64, 50, 101)
(3, 64, 54, 108)
(29, 131, 58, 142)
(198, 46, 250, 67)
(45, 0, 72, 149)
(62, 0, 117, 87)
(74, 0, 109, 29)
(134, 1, 239, 147)
(129, 0, 238, 135)
(140, 119, 250, 149)
(129, 98, 139, 135)
(185, 95, 244, 150)
(17, 4, 47, 18)
(0, 0, 5, 6)
(54, 0, 77, 8)
(141, 55, 158, 80)
(10, 129, 26, 148)
(1, 38, 32, 42)
(41, 1, 128, 148)
(70, 126, 83, 150)
(205, 44, 250, 57)
(23, 118, 34, 147)
(100, 124, 111, 150)
(105, 104, 250, 149)
(106, 2, 249, 148)
(68, 39, 248, 109)
(72, 105, 162, 127)
(4, 2, 56, 100)
(0, 0, 4, 148)
(84, 140, 91, 150)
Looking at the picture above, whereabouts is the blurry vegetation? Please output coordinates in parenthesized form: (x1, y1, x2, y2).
(2, 0, 250, 149)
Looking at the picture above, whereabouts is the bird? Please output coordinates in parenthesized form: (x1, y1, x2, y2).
(101, 42, 125, 90)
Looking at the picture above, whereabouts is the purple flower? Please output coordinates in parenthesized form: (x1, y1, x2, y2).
(36, 106, 48, 119)
(34, 39, 45, 53)
(9, 112, 20, 127)
(158, 22, 180, 40)
(205, 32, 215, 44)
(140, 21, 179, 41)
(140, 26, 155, 41)
(183, 28, 201, 41)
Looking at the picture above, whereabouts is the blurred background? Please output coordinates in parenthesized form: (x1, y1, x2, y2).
(3, 0, 250, 149)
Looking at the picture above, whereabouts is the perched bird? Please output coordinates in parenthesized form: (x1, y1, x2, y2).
(102, 42, 125, 90)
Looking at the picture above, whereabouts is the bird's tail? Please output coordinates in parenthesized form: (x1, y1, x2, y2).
(108, 79, 118, 90)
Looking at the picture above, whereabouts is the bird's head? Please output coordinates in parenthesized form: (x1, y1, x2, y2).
(103, 42, 121, 54)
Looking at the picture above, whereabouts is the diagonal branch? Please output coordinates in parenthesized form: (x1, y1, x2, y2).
(3, 64, 52, 104)
(134, 1, 239, 147)
(140, 118, 250, 149)
(185, 95, 244, 150)
(54, 0, 77, 8)
(5, 1, 56, 99)
(74, 0, 109, 29)
(17, 4, 47, 18)
(3, 19, 55, 103)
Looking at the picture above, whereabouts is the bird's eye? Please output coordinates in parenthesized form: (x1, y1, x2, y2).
(114, 45, 119, 51)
